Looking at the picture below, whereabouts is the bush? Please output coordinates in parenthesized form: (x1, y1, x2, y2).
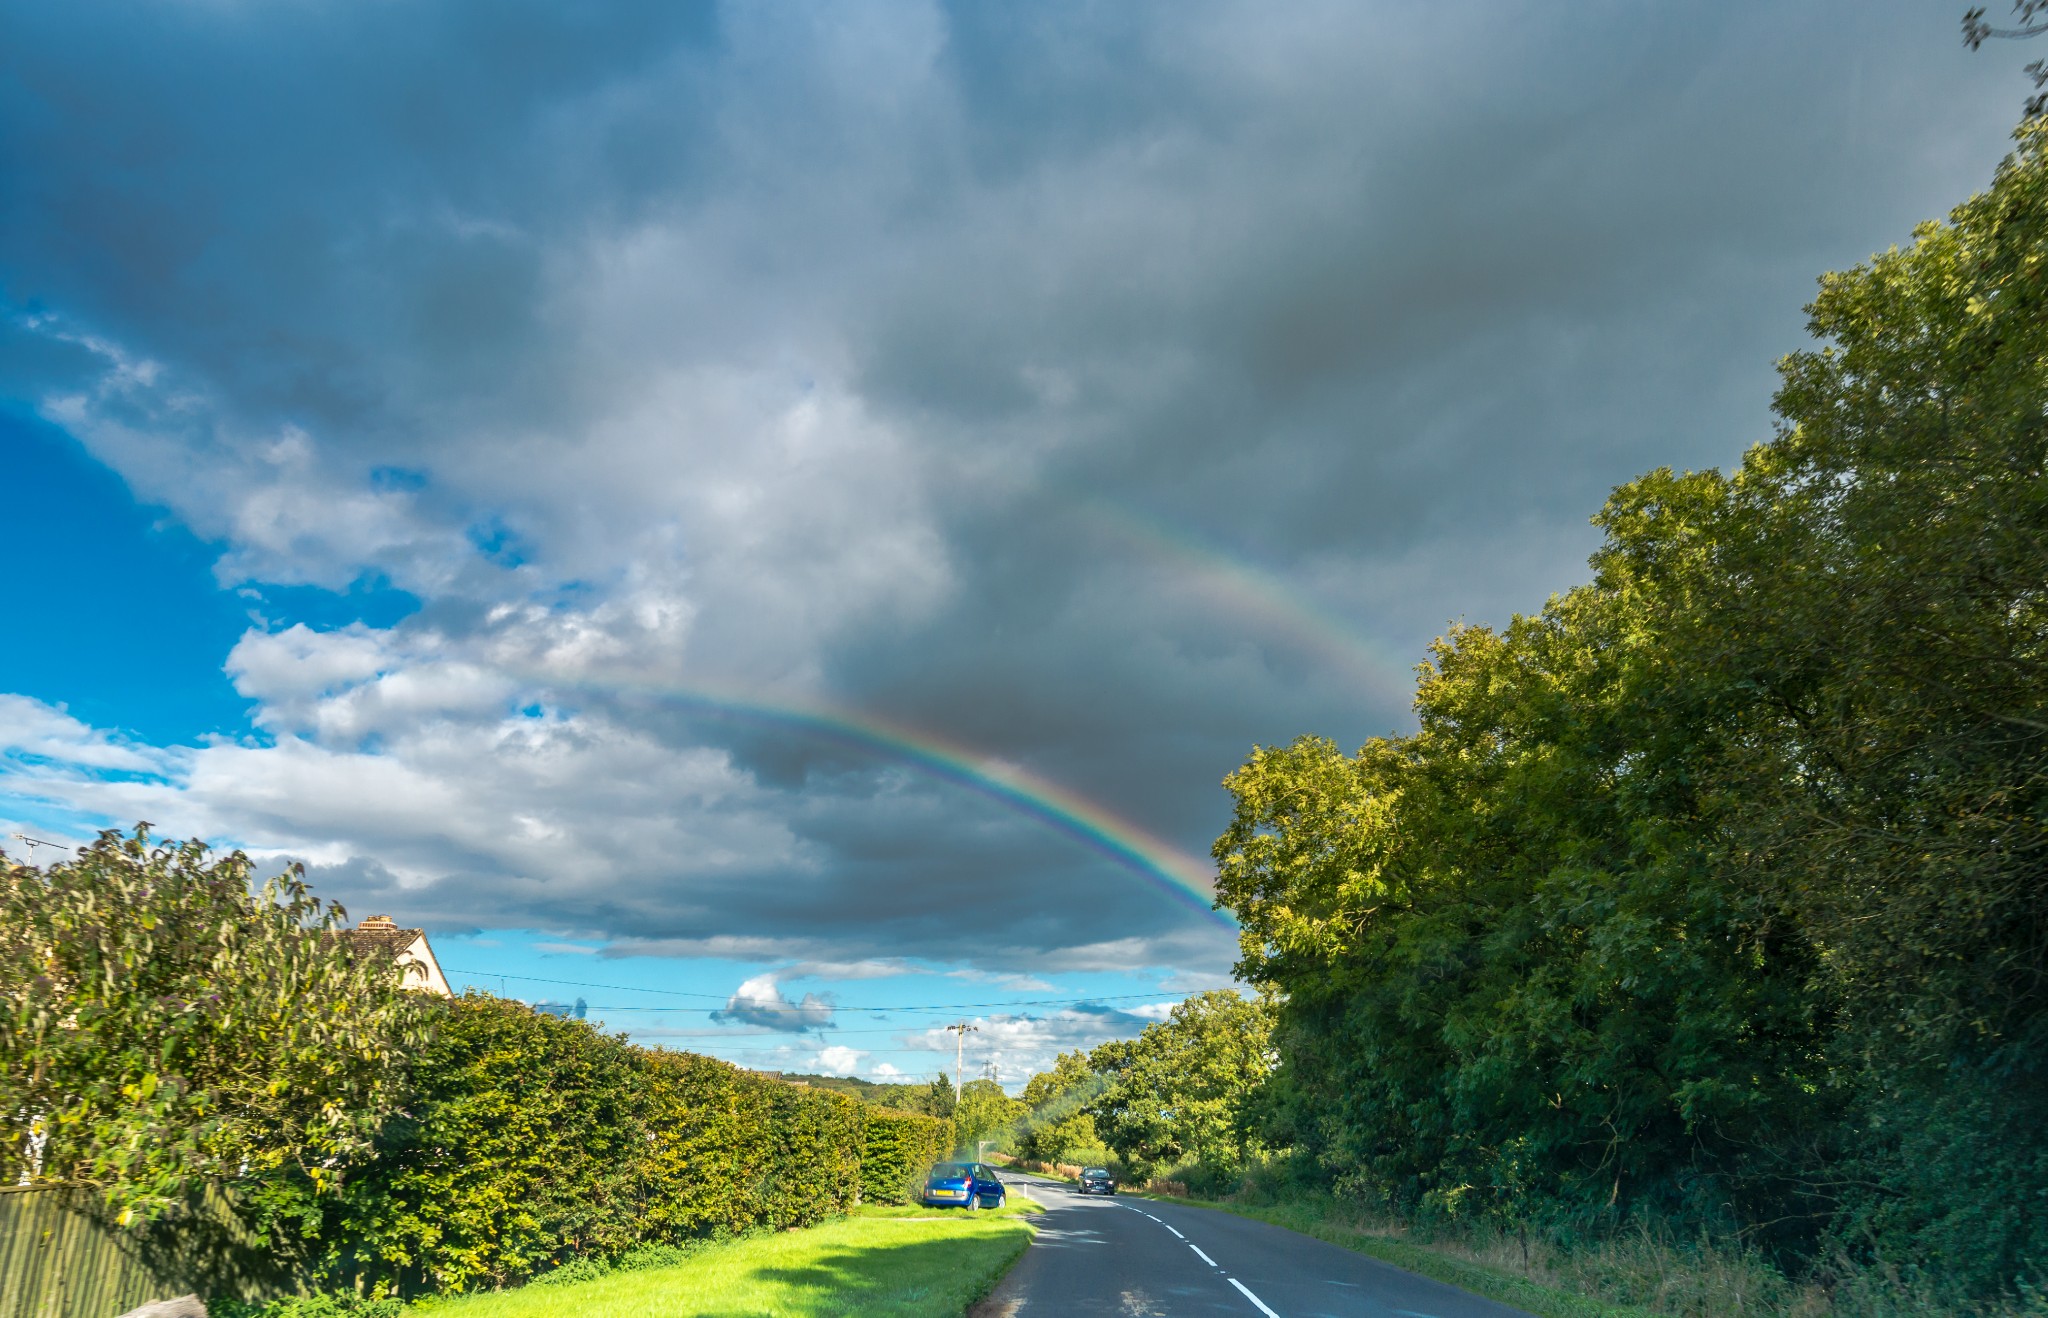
(261, 994, 945, 1297)
(1, 829, 423, 1220)
(859, 1105, 957, 1205)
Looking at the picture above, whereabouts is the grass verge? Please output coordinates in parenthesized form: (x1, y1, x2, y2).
(414, 1202, 1039, 1318)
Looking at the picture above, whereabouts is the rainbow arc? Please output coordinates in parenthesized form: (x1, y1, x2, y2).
(544, 676, 1232, 930)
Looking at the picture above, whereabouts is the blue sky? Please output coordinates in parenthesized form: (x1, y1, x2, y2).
(3, 408, 252, 744)
(0, 0, 2033, 1086)
(430, 931, 1199, 1084)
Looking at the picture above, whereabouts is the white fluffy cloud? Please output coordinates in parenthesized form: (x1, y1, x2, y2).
(895, 1004, 1187, 1085)
(714, 974, 836, 1033)
(0, 694, 175, 777)
(813, 1044, 867, 1077)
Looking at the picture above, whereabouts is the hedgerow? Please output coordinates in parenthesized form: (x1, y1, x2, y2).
(257, 994, 951, 1297)
(859, 1104, 957, 1206)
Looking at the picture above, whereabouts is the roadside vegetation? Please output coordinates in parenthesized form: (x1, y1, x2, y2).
(1, 833, 955, 1309)
(1004, 122, 2048, 1317)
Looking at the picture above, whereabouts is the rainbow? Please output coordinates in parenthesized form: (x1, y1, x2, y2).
(543, 676, 1233, 929)
(1078, 498, 1422, 711)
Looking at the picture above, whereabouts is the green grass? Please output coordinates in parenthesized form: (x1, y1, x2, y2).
(412, 1202, 1038, 1318)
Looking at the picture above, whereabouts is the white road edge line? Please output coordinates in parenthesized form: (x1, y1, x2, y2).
(1230, 1276, 1282, 1317)
(1189, 1244, 1218, 1267)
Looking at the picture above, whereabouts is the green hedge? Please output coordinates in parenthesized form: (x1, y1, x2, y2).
(859, 1106, 957, 1206)
(256, 995, 951, 1297)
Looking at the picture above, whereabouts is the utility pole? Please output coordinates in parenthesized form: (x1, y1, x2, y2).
(945, 1021, 978, 1102)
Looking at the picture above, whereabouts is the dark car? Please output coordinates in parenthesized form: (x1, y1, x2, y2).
(922, 1161, 1006, 1210)
(1078, 1167, 1115, 1196)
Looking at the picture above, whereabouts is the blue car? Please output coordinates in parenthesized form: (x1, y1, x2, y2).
(922, 1160, 1005, 1210)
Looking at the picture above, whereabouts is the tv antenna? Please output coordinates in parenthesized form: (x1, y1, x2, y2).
(9, 834, 68, 866)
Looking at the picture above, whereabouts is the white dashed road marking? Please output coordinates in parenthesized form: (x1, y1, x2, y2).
(1117, 1202, 1283, 1315)
(1230, 1276, 1282, 1317)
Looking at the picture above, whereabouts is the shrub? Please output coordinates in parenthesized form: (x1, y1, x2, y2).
(1, 829, 423, 1221)
(859, 1105, 956, 1205)
(263, 995, 916, 1297)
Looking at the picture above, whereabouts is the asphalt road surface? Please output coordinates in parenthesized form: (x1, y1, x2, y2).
(974, 1173, 1535, 1318)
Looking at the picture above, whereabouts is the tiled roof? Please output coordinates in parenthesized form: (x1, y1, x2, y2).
(336, 915, 423, 957)
(344, 926, 424, 955)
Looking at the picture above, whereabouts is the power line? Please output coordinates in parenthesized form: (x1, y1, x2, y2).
(501, 1002, 1172, 1016)
(622, 1028, 998, 1040)
(441, 968, 730, 1001)
(442, 966, 1211, 1013)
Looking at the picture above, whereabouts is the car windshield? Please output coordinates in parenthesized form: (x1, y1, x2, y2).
(930, 1163, 971, 1179)
(1083, 1168, 1107, 1176)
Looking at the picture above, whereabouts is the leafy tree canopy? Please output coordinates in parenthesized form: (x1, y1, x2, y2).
(1213, 122, 2048, 1296)
(1013, 1049, 1103, 1164)
(1086, 990, 1274, 1179)
(952, 1077, 1023, 1155)
(1, 827, 425, 1220)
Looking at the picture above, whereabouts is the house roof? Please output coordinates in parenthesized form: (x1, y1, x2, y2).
(340, 914, 426, 957)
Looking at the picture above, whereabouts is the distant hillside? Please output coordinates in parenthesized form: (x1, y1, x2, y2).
(769, 1072, 952, 1115)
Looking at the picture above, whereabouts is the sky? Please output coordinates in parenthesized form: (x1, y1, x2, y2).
(0, 0, 2033, 1088)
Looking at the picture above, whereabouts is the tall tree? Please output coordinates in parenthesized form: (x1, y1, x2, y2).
(1088, 991, 1274, 1180)
(1014, 1049, 1102, 1164)
(1213, 122, 2048, 1296)
(0, 827, 426, 1220)
(952, 1077, 1022, 1155)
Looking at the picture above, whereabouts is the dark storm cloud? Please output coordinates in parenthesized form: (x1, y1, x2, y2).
(296, 758, 1237, 973)
(0, 1, 2030, 972)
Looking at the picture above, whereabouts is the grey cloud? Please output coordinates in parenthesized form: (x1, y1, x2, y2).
(0, 2, 2032, 980)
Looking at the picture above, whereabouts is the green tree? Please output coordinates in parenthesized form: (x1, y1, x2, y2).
(1015, 1050, 1102, 1164)
(921, 1072, 958, 1120)
(952, 1077, 1022, 1156)
(1216, 616, 1828, 1233)
(1089, 991, 1274, 1181)
(1603, 121, 2048, 1284)
(0, 827, 425, 1221)
(1212, 121, 2048, 1297)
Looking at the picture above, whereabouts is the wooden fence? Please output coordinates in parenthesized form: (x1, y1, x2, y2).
(0, 1183, 289, 1318)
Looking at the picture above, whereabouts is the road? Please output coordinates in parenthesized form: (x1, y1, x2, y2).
(974, 1173, 1535, 1318)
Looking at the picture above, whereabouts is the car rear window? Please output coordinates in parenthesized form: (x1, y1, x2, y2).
(931, 1163, 969, 1178)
